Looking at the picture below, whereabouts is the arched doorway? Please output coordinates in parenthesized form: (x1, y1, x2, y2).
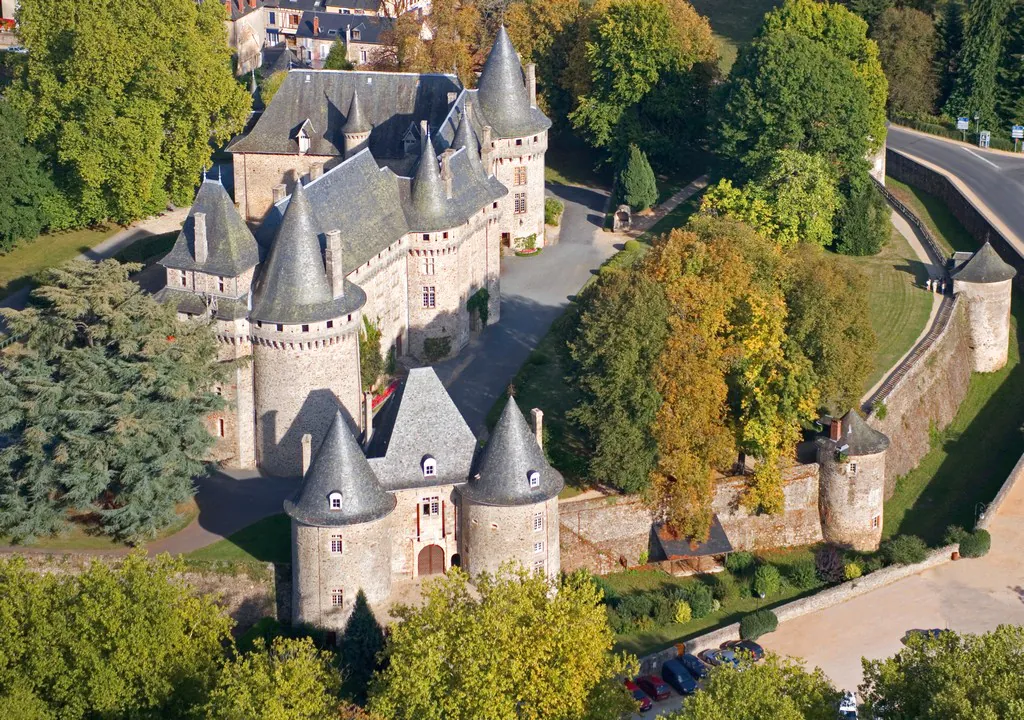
(417, 544, 445, 576)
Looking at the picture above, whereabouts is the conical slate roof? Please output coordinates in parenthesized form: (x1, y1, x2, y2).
(452, 107, 486, 177)
(838, 410, 890, 456)
(160, 179, 259, 277)
(952, 242, 1017, 284)
(474, 26, 550, 139)
(342, 90, 371, 134)
(250, 181, 366, 324)
(460, 398, 564, 506)
(404, 133, 465, 232)
(285, 411, 397, 527)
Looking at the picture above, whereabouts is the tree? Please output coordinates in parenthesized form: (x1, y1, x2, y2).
(324, 41, 355, 70)
(261, 71, 288, 106)
(505, 0, 584, 120)
(995, 2, 1024, 124)
(943, 0, 1014, 125)
(667, 654, 840, 719)
(0, 260, 226, 542)
(370, 0, 482, 86)
(367, 567, 637, 720)
(10, 0, 250, 224)
(339, 590, 386, 703)
(936, 0, 966, 108)
(359, 316, 385, 392)
(833, 168, 890, 256)
(873, 7, 940, 116)
(568, 269, 669, 494)
(0, 553, 231, 719)
(619, 145, 659, 211)
(205, 637, 342, 720)
(861, 626, 1024, 718)
(850, 0, 893, 27)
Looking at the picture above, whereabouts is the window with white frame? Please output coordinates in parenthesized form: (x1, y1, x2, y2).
(422, 457, 436, 477)
(421, 496, 440, 516)
(422, 286, 436, 308)
(328, 492, 343, 510)
(217, 276, 225, 293)
(533, 512, 543, 532)
(320, 43, 329, 60)
(849, 462, 858, 476)
(423, 257, 435, 275)
(533, 559, 545, 574)
(528, 471, 540, 488)
(360, 50, 368, 63)
(330, 534, 343, 554)
(331, 588, 343, 606)
(534, 541, 544, 553)
(514, 192, 527, 214)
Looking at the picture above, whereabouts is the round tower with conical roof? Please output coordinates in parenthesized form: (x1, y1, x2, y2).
(816, 410, 890, 551)
(951, 241, 1017, 372)
(250, 180, 367, 477)
(342, 90, 371, 160)
(458, 398, 563, 579)
(474, 26, 551, 251)
(287, 411, 397, 631)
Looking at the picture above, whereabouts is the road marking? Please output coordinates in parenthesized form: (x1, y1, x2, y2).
(961, 146, 1001, 169)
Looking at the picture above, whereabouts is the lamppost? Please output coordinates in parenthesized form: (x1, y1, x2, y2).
(975, 502, 988, 526)
(974, 113, 981, 139)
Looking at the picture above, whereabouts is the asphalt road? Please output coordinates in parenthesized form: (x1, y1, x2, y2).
(887, 125, 1024, 248)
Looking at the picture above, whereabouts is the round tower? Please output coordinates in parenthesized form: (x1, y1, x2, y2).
(951, 242, 1016, 373)
(250, 181, 367, 477)
(474, 26, 551, 249)
(817, 410, 889, 552)
(458, 399, 562, 580)
(342, 90, 371, 160)
(286, 411, 396, 632)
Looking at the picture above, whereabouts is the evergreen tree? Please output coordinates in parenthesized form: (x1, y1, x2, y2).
(850, 0, 894, 28)
(937, 0, 966, 109)
(619, 145, 659, 211)
(324, 41, 355, 70)
(0, 260, 226, 542)
(943, 0, 1013, 126)
(834, 169, 890, 256)
(359, 316, 385, 392)
(340, 590, 386, 702)
(995, 3, 1024, 123)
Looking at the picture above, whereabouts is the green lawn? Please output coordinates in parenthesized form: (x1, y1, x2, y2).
(0, 224, 119, 298)
(885, 178, 975, 255)
(839, 226, 934, 394)
(545, 134, 613, 189)
(185, 513, 292, 565)
(690, 0, 782, 72)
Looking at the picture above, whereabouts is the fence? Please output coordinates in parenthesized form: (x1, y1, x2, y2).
(871, 176, 949, 277)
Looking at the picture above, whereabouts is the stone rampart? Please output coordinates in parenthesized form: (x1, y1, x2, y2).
(713, 464, 823, 550)
(558, 494, 652, 570)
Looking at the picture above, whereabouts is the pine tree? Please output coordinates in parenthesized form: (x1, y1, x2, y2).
(995, 3, 1024, 123)
(944, 0, 1013, 126)
(359, 316, 385, 392)
(0, 260, 226, 543)
(619, 144, 659, 212)
(340, 590, 386, 702)
(937, 0, 966, 109)
(324, 41, 355, 70)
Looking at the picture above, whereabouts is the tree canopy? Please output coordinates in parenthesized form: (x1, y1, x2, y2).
(619, 145, 660, 211)
(324, 41, 355, 70)
(0, 260, 225, 542)
(943, 0, 1014, 125)
(872, 7, 940, 116)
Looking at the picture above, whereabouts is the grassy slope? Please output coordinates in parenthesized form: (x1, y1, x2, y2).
(186, 513, 292, 565)
(689, 0, 782, 72)
(0, 225, 118, 298)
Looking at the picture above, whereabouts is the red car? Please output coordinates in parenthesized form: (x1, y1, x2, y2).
(624, 679, 653, 712)
(635, 675, 672, 701)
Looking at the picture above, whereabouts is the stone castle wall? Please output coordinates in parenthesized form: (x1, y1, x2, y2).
(347, 237, 409, 361)
(955, 278, 1013, 372)
(713, 465, 824, 551)
(388, 486, 459, 578)
(817, 449, 885, 551)
(233, 152, 338, 223)
(489, 132, 548, 248)
(461, 496, 559, 579)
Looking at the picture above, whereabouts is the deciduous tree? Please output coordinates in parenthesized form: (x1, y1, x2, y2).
(873, 7, 940, 116)
(833, 168, 890, 256)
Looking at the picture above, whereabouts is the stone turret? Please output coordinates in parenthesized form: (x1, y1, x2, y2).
(817, 410, 889, 551)
(342, 90, 371, 160)
(249, 181, 366, 477)
(286, 411, 396, 630)
(952, 242, 1016, 372)
(458, 397, 562, 579)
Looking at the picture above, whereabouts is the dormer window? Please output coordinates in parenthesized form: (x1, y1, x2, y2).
(528, 471, 540, 488)
(328, 491, 343, 510)
(297, 118, 314, 155)
(352, 29, 361, 40)
(422, 456, 436, 478)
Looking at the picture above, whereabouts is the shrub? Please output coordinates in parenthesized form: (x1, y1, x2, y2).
(467, 288, 490, 327)
(861, 555, 884, 574)
(638, 551, 649, 565)
(726, 551, 756, 575)
(882, 535, 928, 566)
(710, 572, 740, 603)
(622, 239, 642, 254)
(752, 564, 781, 598)
(843, 562, 862, 581)
(944, 525, 969, 545)
(739, 609, 778, 641)
(874, 401, 888, 420)
(606, 606, 629, 634)
(652, 595, 676, 626)
(619, 144, 658, 211)
(616, 593, 654, 623)
(544, 197, 564, 226)
(684, 583, 715, 619)
(816, 545, 845, 583)
(959, 529, 991, 558)
(674, 600, 692, 625)
(787, 559, 819, 590)
(423, 336, 452, 362)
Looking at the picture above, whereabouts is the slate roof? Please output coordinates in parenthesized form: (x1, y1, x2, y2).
(159, 179, 259, 278)
(952, 242, 1017, 284)
(820, 410, 890, 456)
(295, 11, 390, 44)
(155, 287, 250, 321)
(653, 517, 734, 559)
(263, 43, 301, 76)
(227, 70, 460, 158)
(343, 90, 371, 134)
(285, 410, 397, 526)
(473, 26, 551, 139)
(459, 397, 564, 507)
(366, 368, 477, 490)
(250, 181, 366, 324)
(325, 0, 381, 11)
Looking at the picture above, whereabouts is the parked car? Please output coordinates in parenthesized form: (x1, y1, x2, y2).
(721, 639, 765, 661)
(700, 648, 740, 668)
(679, 652, 709, 680)
(624, 679, 652, 712)
(838, 690, 858, 718)
(635, 674, 671, 701)
(901, 628, 946, 644)
(662, 658, 699, 695)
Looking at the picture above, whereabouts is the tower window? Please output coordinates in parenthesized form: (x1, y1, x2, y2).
(328, 492, 343, 510)
(179, 270, 187, 287)
(218, 276, 225, 292)
(423, 233, 430, 241)
(534, 541, 544, 553)
(443, 231, 449, 239)
(327, 320, 334, 328)
(514, 193, 527, 214)
(533, 559, 545, 574)
(872, 515, 880, 529)
(421, 495, 439, 516)
(217, 418, 225, 437)
(849, 462, 858, 476)
(331, 588, 344, 606)
(422, 286, 436, 308)
(330, 534, 343, 554)
(514, 166, 527, 186)
(528, 471, 540, 488)
(276, 324, 284, 331)
(515, 138, 523, 146)
(422, 457, 437, 478)
(423, 257, 435, 275)
(533, 512, 543, 532)
(302, 324, 309, 332)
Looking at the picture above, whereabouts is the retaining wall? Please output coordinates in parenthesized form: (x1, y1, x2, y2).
(712, 464, 823, 550)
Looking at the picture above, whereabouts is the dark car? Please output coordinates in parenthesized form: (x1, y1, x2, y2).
(722, 639, 765, 661)
(680, 652, 709, 680)
(635, 675, 671, 701)
(624, 679, 652, 712)
(902, 628, 946, 645)
(662, 658, 699, 695)
(700, 648, 740, 669)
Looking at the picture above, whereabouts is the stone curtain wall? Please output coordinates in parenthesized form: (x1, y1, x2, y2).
(868, 292, 973, 497)
(558, 495, 653, 572)
(713, 464, 823, 550)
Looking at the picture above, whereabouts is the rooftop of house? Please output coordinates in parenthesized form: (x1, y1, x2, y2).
(262, 43, 303, 76)
(325, 0, 382, 11)
(225, 0, 264, 22)
(952, 241, 1017, 284)
(264, 0, 325, 13)
(818, 410, 890, 457)
(295, 11, 390, 43)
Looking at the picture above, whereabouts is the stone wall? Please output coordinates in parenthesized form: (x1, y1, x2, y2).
(713, 464, 823, 551)
(488, 132, 548, 248)
(462, 496, 560, 580)
(233, 152, 339, 223)
(348, 237, 409, 361)
(558, 495, 652, 571)
(867, 299, 972, 496)
(389, 485, 459, 578)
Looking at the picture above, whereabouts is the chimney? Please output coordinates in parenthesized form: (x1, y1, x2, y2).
(420, 119, 429, 152)
(830, 418, 842, 442)
(194, 212, 209, 264)
(313, 15, 320, 36)
(525, 63, 537, 108)
(447, 91, 457, 105)
(301, 433, 312, 476)
(272, 183, 287, 203)
(309, 161, 324, 181)
(325, 229, 344, 299)
(345, 24, 352, 46)
(363, 391, 374, 447)
(248, 0, 256, 8)
(481, 124, 493, 174)
(531, 408, 544, 451)
(439, 150, 453, 198)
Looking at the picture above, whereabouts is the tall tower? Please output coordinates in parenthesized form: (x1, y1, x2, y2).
(286, 411, 396, 631)
(474, 26, 551, 249)
(249, 180, 367, 477)
(458, 398, 562, 580)
(817, 410, 890, 551)
(158, 177, 260, 468)
(952, 242, 1016, 372)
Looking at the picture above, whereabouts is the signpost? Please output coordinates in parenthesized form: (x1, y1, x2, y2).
(957, 117, 970, 141)
(1013, 125, 1024, 152)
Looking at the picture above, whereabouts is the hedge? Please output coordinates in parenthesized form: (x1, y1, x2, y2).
(959, 529, 991, 558)
(740, 609, 778, 641)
